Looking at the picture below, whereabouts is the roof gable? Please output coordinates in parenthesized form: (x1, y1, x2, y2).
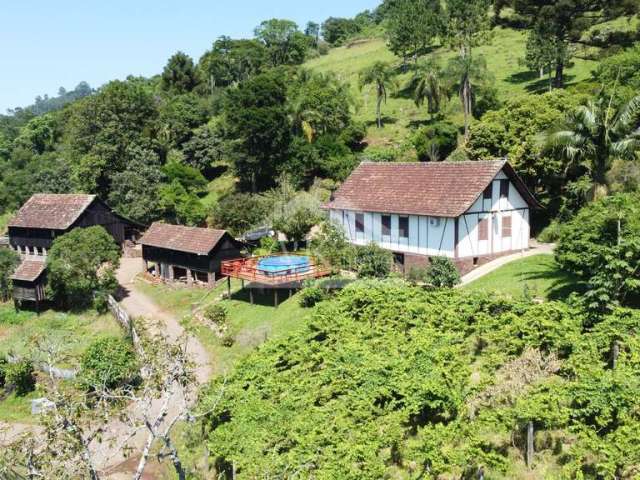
(12, 259, 46, 282)
(9, 194, 96, 230)
(139, 223, 231, 255)
(323, 160, 539, 217)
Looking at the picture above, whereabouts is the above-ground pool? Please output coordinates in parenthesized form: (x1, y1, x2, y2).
(258, 255, 311, 276)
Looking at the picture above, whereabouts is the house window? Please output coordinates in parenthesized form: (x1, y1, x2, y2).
(355, 213, 365, 234)
(478, 217, 489, 241)
(502, 215, 512, 238)
(381, 215, 391, 236)
(483, 184, 492, 200)
(500, 179, 509, 198)
(399, 216, 409, 239)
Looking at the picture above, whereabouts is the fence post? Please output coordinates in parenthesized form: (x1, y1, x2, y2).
(526, 421, 534, 468)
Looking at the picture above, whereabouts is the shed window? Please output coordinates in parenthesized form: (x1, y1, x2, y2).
(399, 216, 409, 239)
(381, 215, 391, 236)
(478, 217, 489, 241)
(483, 184, 492, 200)
(502, 215, 512, 238)
(355, 213, 365, 234)
(500, 180, 509, 198)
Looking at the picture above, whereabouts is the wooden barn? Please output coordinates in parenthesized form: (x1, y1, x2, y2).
(139, 223, 243, 286)
(8, 193, 143, 256)
(323, 160, 541, 275)
(7, 193, 143, 307)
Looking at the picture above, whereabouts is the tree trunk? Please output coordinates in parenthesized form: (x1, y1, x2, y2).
(376, 93, 383, 129)
(163, 435, 187, 480)
(539, 66, 544, 80)
(134, 431, 155, 480)
(462, 75, 471, 141)
(554, 61, 564, 88)
(526, 421, 534, 468)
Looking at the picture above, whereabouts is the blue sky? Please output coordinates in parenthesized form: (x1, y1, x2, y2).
(0, 0, 380, 112)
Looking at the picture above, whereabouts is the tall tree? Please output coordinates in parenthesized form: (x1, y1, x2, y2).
(408, 59, 449, 119)
(523, 21, 569, 89)
(161, 52, 198, 94)
(540, 94, 640, 195)
(198, 37, 268, 89)
(513, 0, 638, 88)
(385, 0, 444, 65)
(443, 0, 492, 139)
(224, 70, 291, 192)
(254, 19, 309, 66)
(305, 21, 321, 47)
(321, 17, 361, 46)
(359, 62, 396, 129)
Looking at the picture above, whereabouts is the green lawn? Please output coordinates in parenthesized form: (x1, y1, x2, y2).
(0, 304, 124, 423)
(463, 254, 582, 300)
(305, 27, 598, 152)
(0, 304, 123, 366)
(135, 279, 310, 375)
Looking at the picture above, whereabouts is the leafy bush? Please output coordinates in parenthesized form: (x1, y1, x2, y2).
(412, 121, 459, 162)
(221, 334, 235, 347)
(555, 193, 640, 312)
(80, 337, 139, 390)
(538, 220, 561, 243)
(47, 226, 121, 311)
(406, 266, 429, 284)
(204, 304, 227, 325)
(6, 360, 36, 396)
(425, 257, 460, 288)
(0, 249, 20, 302)
(299, 286, 327, 308)
(209, 193, 269, 237)
(0, 356, 7, 388)
(354, 243, 393, 278)
(311, 222, 355, 271)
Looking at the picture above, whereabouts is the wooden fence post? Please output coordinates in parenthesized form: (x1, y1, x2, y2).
(526, 421, 534, 468)
(611, 340, 620, 369)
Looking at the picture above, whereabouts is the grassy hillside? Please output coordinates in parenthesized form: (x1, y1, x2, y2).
(305, 27, 598, 155)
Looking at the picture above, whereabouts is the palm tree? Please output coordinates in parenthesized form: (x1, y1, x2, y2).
(445, 55, 490, 141)
(359, 62, 396, 128)
(540, 94, 640, 196)
(408, 59, 449, 120)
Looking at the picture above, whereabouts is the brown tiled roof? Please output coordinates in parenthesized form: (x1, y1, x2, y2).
(139, 223, 229, 255)
(323, 160, 539, 217)
(12, 259, 46, 282)
(9, 194, 96, 230)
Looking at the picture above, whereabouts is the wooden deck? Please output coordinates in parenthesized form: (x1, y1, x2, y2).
(221, 256, 331, 286)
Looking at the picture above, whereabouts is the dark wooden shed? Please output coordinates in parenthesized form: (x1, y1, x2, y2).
(11, 259, 47, 310)
(139, 223, 243, 286)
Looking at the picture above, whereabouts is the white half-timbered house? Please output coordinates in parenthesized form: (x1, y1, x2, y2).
(322, 160, 540, 274)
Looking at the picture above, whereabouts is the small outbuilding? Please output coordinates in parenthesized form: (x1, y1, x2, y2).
(11, 258, 47, 311)
(139, 223, 243, 286)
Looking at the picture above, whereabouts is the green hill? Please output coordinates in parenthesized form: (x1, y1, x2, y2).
(304, 27, 598, 157)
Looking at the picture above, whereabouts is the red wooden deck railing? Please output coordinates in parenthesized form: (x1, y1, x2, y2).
(221, 255, 331, 285)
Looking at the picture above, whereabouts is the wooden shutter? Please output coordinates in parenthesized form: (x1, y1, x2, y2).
(478, 217, 489, 241)
(382, 215, 391, 236)
(502, 215, 512, 238)
(399, 216, 409, 238)
(355, 213, 365, 233)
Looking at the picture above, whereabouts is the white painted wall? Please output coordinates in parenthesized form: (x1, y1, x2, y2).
(328, 168, 530, 259)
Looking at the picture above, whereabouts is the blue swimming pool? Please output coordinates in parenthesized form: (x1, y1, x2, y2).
(258, 256, 311, 276)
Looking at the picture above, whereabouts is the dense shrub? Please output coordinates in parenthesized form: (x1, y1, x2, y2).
(46, 226, 121, 311)
(209, 193, 269, 237)
(354, 243, 393, 278)
(298, 286, 327, 308)
(425, 257, 461, 288)
(0, 249, 20, 302)
(310, 222, 355, 271)
(204, 304, 227, 325)
(0, 356, 7, 388)
(199, 281, 639, 478)
(556, 193, 640, 312)
(6, 360, 36, 396)
(412, 122, 458, 162)
(80, 337, 139, 390)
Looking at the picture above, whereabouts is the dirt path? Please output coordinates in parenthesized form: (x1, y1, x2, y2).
(458, 242, 555, 286)
(95, 258, 213, 477)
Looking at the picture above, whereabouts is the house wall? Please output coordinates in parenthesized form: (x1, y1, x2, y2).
(329, 169, 531, 267)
